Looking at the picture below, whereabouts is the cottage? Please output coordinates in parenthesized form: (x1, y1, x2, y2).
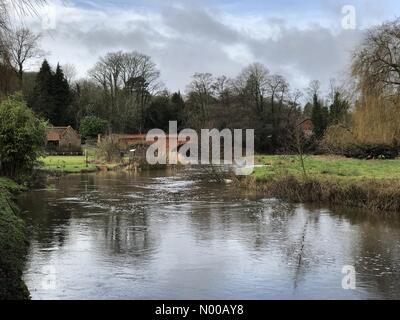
(298, 119, 314, 137)
(46, 126, 82, 154)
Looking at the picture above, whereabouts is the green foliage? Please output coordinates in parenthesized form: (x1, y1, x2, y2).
(253, 155, 400, 182)
(28, 60, 73, 126)
(0, 179, 30, 300)
(28, 60, 55, 121)
(144, 92, 185, 131)
(311, 94, 329, 139)
(52, 64, 73, 125)
(0, 94, 47, 178)
(329, 92, 349, 124)
(40, 155, 98, 173)
(80, 115, 108, 138)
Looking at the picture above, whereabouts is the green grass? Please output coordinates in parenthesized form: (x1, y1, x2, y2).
(246, 155, 400, 212)
(40, 155, 98, 173)
(0, 177, 25, 193)
(253, 155, 400, 182)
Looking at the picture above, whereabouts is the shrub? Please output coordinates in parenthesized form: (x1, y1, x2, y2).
(96, 136, 121, 163)
(0, 95, 47, 179)
(80, 116, 108, 139)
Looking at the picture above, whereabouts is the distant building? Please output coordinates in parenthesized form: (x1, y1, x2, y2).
(98, 133, 192, 156)
(46, 126, 82, 154)
(298, 119, 314, 137)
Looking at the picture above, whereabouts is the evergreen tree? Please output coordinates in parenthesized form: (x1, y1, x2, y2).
(28, 60, 73, 126)
(28, 60, 55, 122)
(171, 91, 185, 129)
(311, 93, 328, 139)
(329, 91, 349, 124)
(303, 102, 313, 118)
(52, 64, 73, 126)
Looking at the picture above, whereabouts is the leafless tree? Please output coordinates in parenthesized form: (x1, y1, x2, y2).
(89, 51, 161, 132)
(266, 73, 289, 146)
(0, 0, 46, 31)
(6, 27, 43, 82)
(288, 89, 303, 110)
(352, 18, 400, 96)
(267, 74, 288, 105)
(187, 72, 215, 122)
(289, 121, 312, 179)
(63, 63, 77, 84)
(306, 80, 321, 102)
(212, 75, 230, 99)
(235, 62, 270, 113)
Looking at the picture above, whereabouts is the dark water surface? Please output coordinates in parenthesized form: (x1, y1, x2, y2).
(18, 169, 400, 300)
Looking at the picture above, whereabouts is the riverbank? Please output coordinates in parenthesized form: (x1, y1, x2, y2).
(40, 155, 99, 173)
(39, 154, 166, 174)
(239, 155, 400, 212)
(0, 177, 30, 300)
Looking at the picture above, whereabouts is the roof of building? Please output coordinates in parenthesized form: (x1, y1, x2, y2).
(47, 126, 79, 141)
(297, 118, 314, 129)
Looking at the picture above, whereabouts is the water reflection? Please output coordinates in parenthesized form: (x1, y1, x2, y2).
(18, 170, 400, 300)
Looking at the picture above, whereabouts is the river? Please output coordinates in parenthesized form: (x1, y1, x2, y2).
(17, 169, 400, 300)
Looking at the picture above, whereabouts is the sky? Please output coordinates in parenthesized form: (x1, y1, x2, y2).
(21, 0, 400, 93)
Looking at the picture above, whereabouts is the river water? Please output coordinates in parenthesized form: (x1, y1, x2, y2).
(18, 169, 400, 300)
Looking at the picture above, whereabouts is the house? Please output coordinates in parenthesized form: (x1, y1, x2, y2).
(46, 126, 82, 154)
(298, 119, 314, 137)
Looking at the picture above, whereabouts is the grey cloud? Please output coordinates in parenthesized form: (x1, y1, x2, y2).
(246, 25, 363, 87)
(161, 6, 240, 44)
(36, 2, 367, 92)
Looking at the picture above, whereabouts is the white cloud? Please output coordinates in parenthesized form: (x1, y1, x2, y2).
(18, 0, 395, 92)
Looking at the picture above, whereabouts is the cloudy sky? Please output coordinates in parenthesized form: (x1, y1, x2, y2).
(23, 0, 400, 92)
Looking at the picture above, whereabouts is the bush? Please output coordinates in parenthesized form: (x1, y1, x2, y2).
(80, 116, 108, 139)
(0, 95, 47, 179)
(241, 174, 400, 212)
(0, 178, 30, 300)
(321, 95, 400, 159)
(322, 124, 399, 159)
(96, 136, 121, 163)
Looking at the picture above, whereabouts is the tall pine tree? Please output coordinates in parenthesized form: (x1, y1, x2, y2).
(29, 60, 56, 122)
(329, 91, 349, 124)
(28, 60, 73, 126)
(311, 93, 329, 139)
(52, 64, 73, 126)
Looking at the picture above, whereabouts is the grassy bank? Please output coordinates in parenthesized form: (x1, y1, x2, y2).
(0, 177, 30, 300)
(39, 153, 151, 174)
(242, 155, 400, 212)
(40, 155, 99, 173)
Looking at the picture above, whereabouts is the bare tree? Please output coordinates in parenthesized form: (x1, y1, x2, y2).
(89, 51, 161, 133)
(186, 72, 215, 125)
(267, 74, 289, 145)
(306, 80, 321, 100)
(1, 0, 46, 31)
(267, 74, 288, 106)
(352, 18, 400, 95)
(6, 27, 43, 82)
(235, 62, 270, 113)
(288, 89, 303, 110)
(290, 121, 313, 179)
(63, 63, 77, 84)
(89, 51, 125, 132)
